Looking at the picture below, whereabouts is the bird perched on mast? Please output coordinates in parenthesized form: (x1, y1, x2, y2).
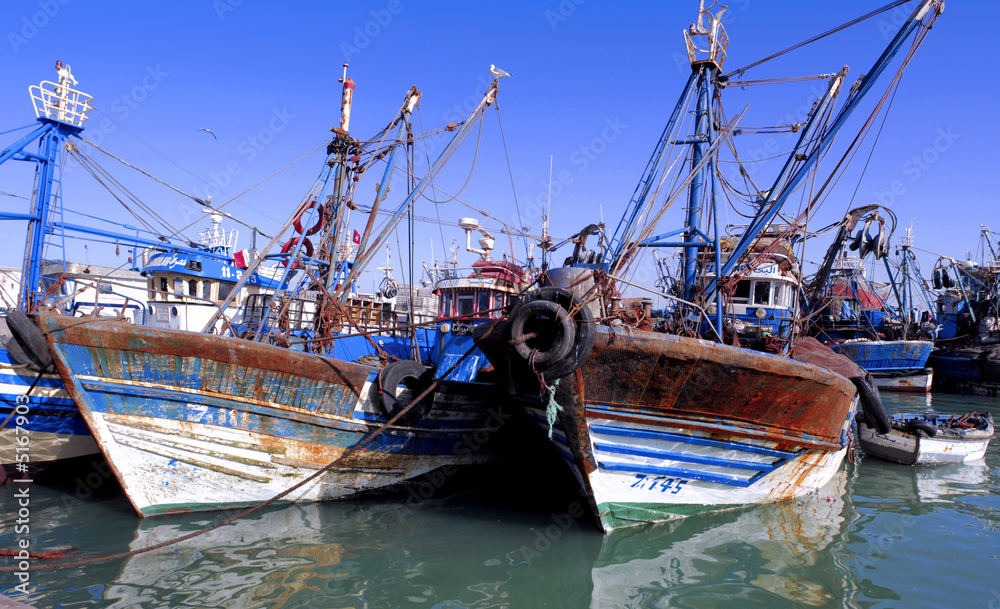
(489, 64, 511, 78)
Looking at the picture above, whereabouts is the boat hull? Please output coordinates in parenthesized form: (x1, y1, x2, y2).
(928, 345, 1000, 395)
(0, 348, 99, 472)
(828, 339, 933, 373)
(484, 325, 858, 531)
(857, 414, 994, 465)
(35, 314, 506, 516)
(870, 368, 933, 393)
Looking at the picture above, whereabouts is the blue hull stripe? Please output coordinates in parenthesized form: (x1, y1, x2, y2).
(0, 374, 66, 390)
(598, 461, 757, 487)
(78, 379, 470, 454)
(593, 442, 776, 472)
(590, 424, 796, 459)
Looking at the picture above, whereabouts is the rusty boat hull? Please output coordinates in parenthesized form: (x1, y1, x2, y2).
(35, 313, 507, 517)
(482, 324, 858, 531)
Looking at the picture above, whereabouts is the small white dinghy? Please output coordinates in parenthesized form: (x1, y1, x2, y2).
(857, 412, 994, 465)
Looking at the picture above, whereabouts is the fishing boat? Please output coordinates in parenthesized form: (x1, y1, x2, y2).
(26, 67, 521, 515)
(804, 207, 934, 393)
(0, 74, 151, 476)
(0, 71, 287, 477)
(926, 228, 1000, 394)
(475, 0, 941, 530)
(857, 411, 994, 465)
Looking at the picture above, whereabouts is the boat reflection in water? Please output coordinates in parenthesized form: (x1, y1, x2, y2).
(590, 468, 853, 607)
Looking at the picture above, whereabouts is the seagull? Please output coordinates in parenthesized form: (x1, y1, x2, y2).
(197, 128, 217, 139)
(489, 64, 511, 78)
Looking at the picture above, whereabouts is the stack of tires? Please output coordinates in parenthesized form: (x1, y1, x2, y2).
(506, 287, 596, 382)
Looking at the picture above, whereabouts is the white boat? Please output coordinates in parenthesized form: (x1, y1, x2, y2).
(857, 412, 994, 465)
(870, 368, 933, 393)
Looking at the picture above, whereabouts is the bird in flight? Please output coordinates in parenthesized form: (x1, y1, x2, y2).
(489, 64, 511, 78)
(197, 128, 217, 139)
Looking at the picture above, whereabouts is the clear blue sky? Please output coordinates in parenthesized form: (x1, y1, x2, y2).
(1, 1, 995, 298)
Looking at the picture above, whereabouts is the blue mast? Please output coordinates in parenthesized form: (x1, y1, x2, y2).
(3, 77, 92, 311)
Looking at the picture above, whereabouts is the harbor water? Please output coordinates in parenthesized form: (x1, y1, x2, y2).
(2, 391, 998, 608)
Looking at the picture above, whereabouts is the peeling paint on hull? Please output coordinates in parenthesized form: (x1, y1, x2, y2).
(492, 326, 858, 531)
(0, 354, 99, 466)
(36, 313, 507, 517)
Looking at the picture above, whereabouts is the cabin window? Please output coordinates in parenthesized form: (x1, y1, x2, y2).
(188, 280, 198, 297)
(98, 282, 112, 294)
(732, 280, 751, 304)
(202, 281, 212, 300)
(457, 293, 475, 317)
(148, 278, 156, 300)
(478, 291, 491, 316)
(160, 277, 168, 295)
(492, 293, 507, 318)
(753, 281, 771, 306)
(173, 278, 183, 295)
(218, 281, 237, 302)
(440, 293, 453, 318)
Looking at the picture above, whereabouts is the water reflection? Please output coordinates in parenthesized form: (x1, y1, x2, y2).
(2, 392, 997, 609)
(590, 468, 854, 607)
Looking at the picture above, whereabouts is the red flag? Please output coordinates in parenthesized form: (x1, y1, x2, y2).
(352, 230, 361, 244)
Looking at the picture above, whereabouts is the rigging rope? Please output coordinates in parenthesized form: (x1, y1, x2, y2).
(722, 0, 910, 79)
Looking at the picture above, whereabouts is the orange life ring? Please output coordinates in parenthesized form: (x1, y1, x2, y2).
(293, 201, 325, 236)
(281, 236, 313, 267)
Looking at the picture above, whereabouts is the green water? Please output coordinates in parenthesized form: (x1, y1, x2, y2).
(2, 392, 998, 608)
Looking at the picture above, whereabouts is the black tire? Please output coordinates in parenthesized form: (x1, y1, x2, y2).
(850, 375, 890, 434)
(6, 310, 52, 371)
(5, 337, 40, 372)
(377, 360, 434, 427)
(512, 286, 597, 380)
(539, 302, 596, 381)
(906, 418, 938, 437)
(509, 299, 576, 368)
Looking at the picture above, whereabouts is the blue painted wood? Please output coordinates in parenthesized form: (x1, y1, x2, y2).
(598, 461, 757, 487)
(590, 424, 797, 459)
(593, 442, 778, 472)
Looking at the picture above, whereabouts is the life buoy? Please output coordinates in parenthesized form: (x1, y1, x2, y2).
(377, 360, 434, 426)
(905, 418, 938, 437)
(280, 237, 313, 267)
(850, 375, 890, 434)
(5, 310, 52, 372)
(293, 201, 325, 236)
(509, 299, 576, 368)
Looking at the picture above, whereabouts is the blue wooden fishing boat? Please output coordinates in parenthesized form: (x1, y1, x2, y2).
(475, 0, 942, 531)
(26, 67, 527, 516)
(0, 72, 290, 476)
(805, 207, 934, 392)
(927, 228, 1000, 394)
